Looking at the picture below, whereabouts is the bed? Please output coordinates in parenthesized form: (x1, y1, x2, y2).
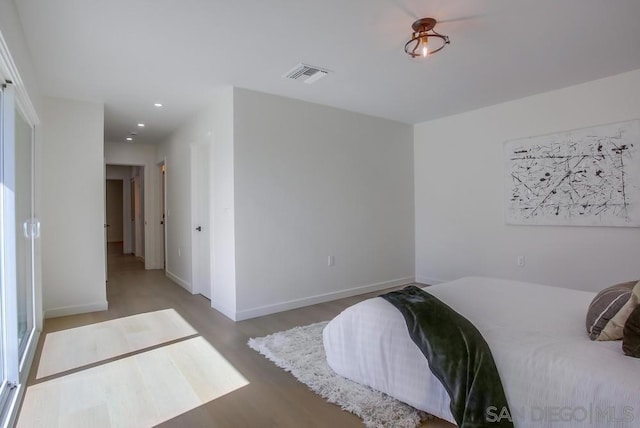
(323, 277, 640, 427)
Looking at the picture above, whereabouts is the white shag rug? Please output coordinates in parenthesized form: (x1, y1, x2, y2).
(248, 321, 430, 428)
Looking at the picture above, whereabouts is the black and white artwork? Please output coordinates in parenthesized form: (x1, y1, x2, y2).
(505, 120, 640, 227)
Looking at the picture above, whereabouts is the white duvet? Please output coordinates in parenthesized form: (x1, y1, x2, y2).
(323, 277, 640, 427)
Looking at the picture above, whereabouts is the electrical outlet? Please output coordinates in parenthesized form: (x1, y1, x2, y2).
(327, 255, 334, 267)
(517, 255, 525, 267)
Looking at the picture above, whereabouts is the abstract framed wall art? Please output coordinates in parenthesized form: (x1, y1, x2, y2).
(505, 119, 640, 227)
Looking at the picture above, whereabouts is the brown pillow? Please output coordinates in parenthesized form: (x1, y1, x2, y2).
(586, 280, 640, 341)
(622, 306, 640, 357)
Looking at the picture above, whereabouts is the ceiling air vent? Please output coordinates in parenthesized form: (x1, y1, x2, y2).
(283, 63, 330, 84)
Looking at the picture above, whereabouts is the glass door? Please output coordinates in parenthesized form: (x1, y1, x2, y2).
(14, 104, 35, 362)
(0, 80, 19, 418)
(0, 79, 38, 423)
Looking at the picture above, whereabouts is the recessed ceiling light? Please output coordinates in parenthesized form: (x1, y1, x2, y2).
(154, 103, 163, 107)
(138, 123, 145, 127)
(126, 137, 133, 141)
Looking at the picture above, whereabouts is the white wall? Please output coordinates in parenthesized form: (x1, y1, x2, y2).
(158, 87, 413, 320)
(414, 69, 640, 291)
(42, 97, 107, 317)
(209, 88, 236, 317)
(233, 88, 414, 318)
(104, 141, 161, 269)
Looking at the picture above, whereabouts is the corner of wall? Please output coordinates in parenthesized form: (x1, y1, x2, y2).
(165, 269, 192, 293)
(210, 300, 237, 321)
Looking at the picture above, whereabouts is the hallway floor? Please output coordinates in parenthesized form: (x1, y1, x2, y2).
(19, 243, 453, 427)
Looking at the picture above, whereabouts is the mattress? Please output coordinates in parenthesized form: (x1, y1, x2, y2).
(323, 277, 640, 427)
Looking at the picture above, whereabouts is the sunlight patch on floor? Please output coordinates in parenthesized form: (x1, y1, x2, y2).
(37, 309, 197, 379)
(19, 337, 249, 427)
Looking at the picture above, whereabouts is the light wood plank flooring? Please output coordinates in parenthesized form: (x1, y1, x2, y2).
(36, 308, 197, 379)
(21, 243, 454, 427)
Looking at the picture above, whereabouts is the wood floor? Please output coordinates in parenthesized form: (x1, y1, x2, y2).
(21, 243, 454, 427)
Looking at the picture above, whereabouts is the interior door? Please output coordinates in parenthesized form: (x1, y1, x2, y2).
(191, 144, 211, 299)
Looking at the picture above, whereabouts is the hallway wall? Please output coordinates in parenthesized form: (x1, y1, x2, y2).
(42, 97, 107, 318)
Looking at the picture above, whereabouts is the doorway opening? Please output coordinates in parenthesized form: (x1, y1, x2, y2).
(105, 164, 145, 275)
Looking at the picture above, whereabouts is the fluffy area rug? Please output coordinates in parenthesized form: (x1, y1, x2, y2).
(248, 321, 430, 428)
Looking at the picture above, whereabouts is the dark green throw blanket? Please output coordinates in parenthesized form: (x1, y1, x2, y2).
(380, 286, 513, 428)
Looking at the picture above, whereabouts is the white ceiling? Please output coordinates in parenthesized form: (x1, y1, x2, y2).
(14, 0, 640, 144)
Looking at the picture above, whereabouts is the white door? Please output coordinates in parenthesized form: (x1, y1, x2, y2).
(191, 144, 211, 299)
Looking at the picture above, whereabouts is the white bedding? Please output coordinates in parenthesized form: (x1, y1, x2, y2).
(323, 277, 640, 427)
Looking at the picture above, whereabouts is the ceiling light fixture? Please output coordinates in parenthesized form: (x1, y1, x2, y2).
(154, 103, 163, 107)
(138, 123, 145, 127)
(404, 17, 450, 58)
(126, 137, 133, 141)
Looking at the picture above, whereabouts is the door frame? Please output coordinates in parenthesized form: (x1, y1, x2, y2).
(158, 159, 166, 271)
(104, 163, 152, 269)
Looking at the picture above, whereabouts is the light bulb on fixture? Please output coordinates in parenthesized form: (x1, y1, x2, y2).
(421, 37, 429, 57)
(404, 17, 449, 58)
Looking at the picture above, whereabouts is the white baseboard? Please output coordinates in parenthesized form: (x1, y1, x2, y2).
(165, 269, 192, 293)
(415, 275, 448, 286)
(211, 300, 236, 321)
(235, 276, 415, 321)
(44, 301, 109, 319)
